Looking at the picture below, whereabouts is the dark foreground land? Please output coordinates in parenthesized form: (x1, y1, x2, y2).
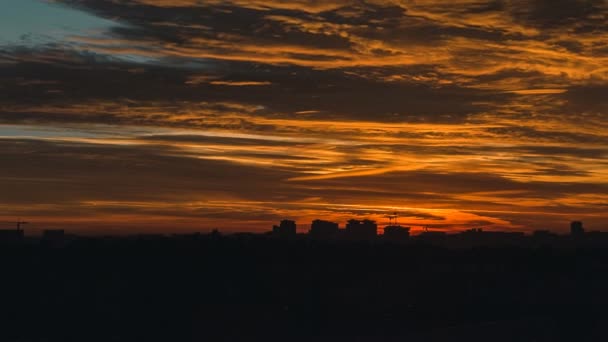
(2, 235, 608, 341)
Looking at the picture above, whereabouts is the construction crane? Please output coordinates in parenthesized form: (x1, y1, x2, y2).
(15, 219, 28, 231)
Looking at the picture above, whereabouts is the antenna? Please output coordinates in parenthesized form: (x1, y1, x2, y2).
(385, 211, 398, 226)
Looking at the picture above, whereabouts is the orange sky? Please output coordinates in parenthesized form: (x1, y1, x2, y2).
(1, 0, 607, 234)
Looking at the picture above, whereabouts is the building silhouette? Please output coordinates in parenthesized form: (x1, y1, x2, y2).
(571, 221, 584, 236)
(383, 225, 410, 241)
(533, 230, 553, 237)
(42, 229, 66, 247)
(457, 228, 525, 246)
(533, 230, 558, 239)
(345, 219, 377, 240)
(42, 229, 64, 240)
(272, 219, 297, 237)
(462, 228, 484, 234)
(309, 219, 339, 239)
(418, 231, 447, 241)
(0, 229, 24, 243)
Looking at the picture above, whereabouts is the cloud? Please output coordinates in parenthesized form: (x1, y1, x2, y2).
(1, 0, 607, 233)
(506, 88, 567, 95)
(0, 48, 514, 124)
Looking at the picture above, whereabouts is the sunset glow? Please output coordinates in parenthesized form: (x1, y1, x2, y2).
(1, 0, 607, 234)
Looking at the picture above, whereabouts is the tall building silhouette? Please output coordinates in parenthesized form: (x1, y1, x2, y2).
(383, 225, 410, 241)
(272, 220, 297, 237)
(345, 219, 377, 240)
(309, 219, 339, 239)
(571, 221, 584, 236)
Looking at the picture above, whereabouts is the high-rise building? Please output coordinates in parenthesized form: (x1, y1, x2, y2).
(309, 219, 339, 239)
(345, 219, 377, 240)
(272, 219, 297, 237)
(383, 225, 410, 241)
(571, 221, 584, 236)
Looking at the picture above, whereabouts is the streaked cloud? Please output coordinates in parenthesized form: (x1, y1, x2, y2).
(1, 0, 607, 233)
(506, 88, 568, 95)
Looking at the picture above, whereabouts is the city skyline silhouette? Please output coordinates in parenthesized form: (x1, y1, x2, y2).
(1, 216, 603, 241)
(2, 1, 607, 341)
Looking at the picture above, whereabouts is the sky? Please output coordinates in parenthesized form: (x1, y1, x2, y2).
(1, 0, 607, 235)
